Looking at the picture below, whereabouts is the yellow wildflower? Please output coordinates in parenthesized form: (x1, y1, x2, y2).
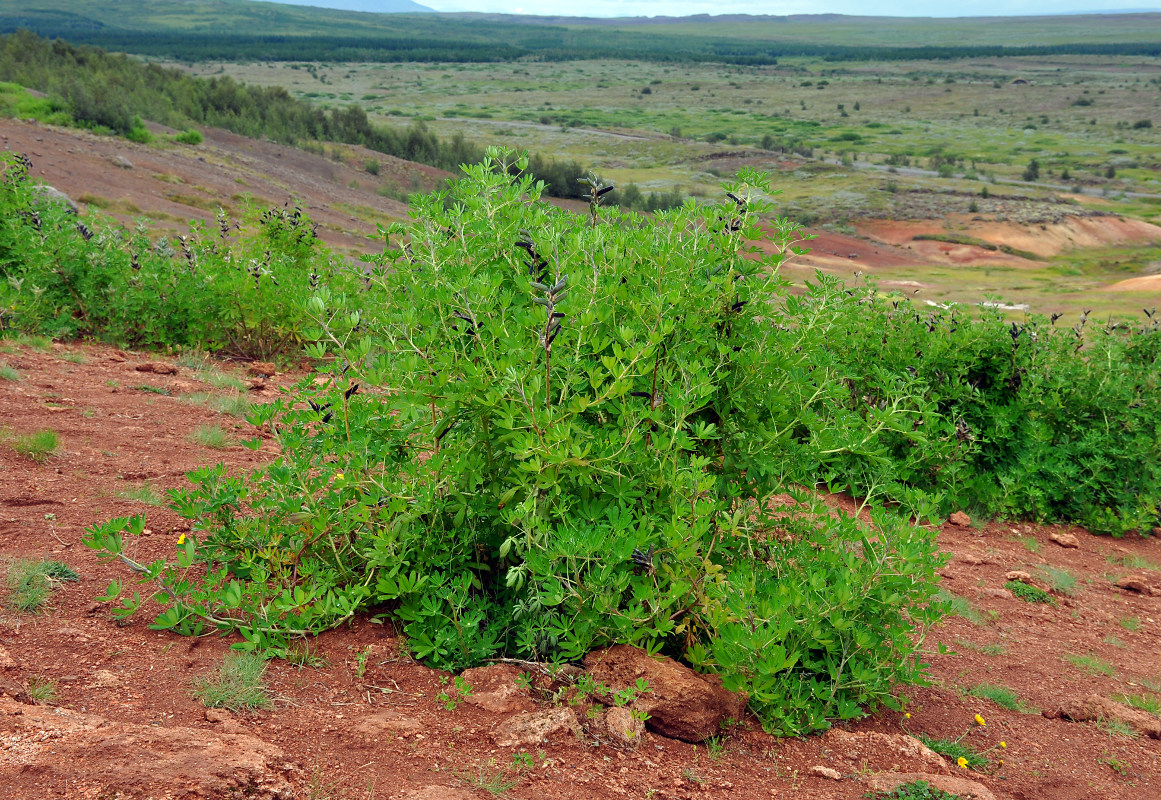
(904, 713, 911, 719)
(974, 714, 986, 727)
(1000, 741, 1006, 749)
(957, 757, 968, 769)
(177, 533, 186, 545)
(334, 472, 344, 480)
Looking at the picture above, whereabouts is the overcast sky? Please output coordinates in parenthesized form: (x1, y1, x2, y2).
(422, 1, 1158, 17)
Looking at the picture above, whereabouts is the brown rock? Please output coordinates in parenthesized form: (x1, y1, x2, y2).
(248, 378, 268, 392)
(490, 707, 577, 748)
(1049, 531, 1080, 549)
(107, 351, 127, 362)
(979, 587, 1011, 600)
(353, 710, 423, 738)
(135, 361, 177, 375)
(1050, 693, 1161, 739)
(809, 765, 842, 780)
(0, 696, 297, 797)
(1005, 570, 1032, 582)
(584, 645, 748, 743)
(1115, 575, 1152, 594)
(248, 362, 277, 377)
(824, 729, 949, 775)
(948, 511, 971, 527)
(459, 664, 536, 714)
(0, 644, 15, 669)
(604, 705, 646, 745)
(865, 773, 996, 800)
(401, 787, 479, 800)
(205, 708, 231, 723)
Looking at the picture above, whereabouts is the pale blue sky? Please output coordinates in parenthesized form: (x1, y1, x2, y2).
(423, 1, 1157, 17)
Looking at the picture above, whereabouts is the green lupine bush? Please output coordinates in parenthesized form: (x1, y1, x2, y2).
(0, 151, 359, 358)
(84, 150, 948, 735)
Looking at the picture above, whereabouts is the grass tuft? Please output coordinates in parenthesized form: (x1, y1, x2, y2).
(967, 682, 1035, 713)
(0, 362, 18, 380)
(936, 588, 983, 624)
(189, 424, 233, 449)
(26, 676, 58, 704)
(917, 734, 989, 770)
(1112, 692, 1161, 715)
(1065, 653, 1115, 677)
(3, 558, 80, 613)
(872, 779, 964, 799)
(1035, 565, 1078, 596)
(192, 652, 272, 711)
(1005, 580, 1054, 604)
(179, 391, 250, 417)
(3, 428, 60, 463)
(116, 482, 165, 506)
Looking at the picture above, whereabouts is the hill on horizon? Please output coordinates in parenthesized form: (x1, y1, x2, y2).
(266, 0, 432, 13)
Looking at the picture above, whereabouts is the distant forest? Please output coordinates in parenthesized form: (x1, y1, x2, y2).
(3, 3, 1161, 64)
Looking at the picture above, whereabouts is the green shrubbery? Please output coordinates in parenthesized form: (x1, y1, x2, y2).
(82, 152, 947, 735)
(0, 152, 359, 358)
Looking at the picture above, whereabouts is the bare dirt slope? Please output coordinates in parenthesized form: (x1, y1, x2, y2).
(1, 118, 450, 255)
(1, 341, 1159, 800)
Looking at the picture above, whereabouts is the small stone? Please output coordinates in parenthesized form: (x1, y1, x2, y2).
(1005, 570, 1032, 582)
(248, 362, 277, 378)
(0, 645, 15, 669)
(248, 379, 267, 392)
(135, 361, 177, 375)
(809, 766, 841, 780)
(948, 511, 971, 527)
(205, 708, 230, 723)
(111, 155, 134, 169)
(1049, 531, 1080, 549)
(459, 664, 536, 715)
(91, 670, 121, 689)
(979, 587, 1010, 599)
(491, 708, 577, 748)
(604, 705, 646, 745)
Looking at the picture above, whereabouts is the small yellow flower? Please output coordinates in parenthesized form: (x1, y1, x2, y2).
(974, 714, 986, 727)
(904, 713, 911, 719)
(957, 757, 968, 769)
(177, 533, 186, 545)
(1000, 741, 1006, 749)
(334, 472, 344, 480)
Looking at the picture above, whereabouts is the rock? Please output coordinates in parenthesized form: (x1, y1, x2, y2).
(865, 773, 996, 800)
(29, 184, 79, 214)
(1115, 575, 1153, 594)
(0, 696, 297, 797)
(352, 709, 423, 738)
(107, 351, 127, 363)
(603, 705, 646, 745)
(459, 664, 536, 715)
(248, 362, 277, 377)
(584, 645, 748, 743)
(1049, 694, 1161, 739)
(0, 644, 15, 669)
(135, 361, 177, 375)
(948, 511, 971, 527)
(111, 155, 134, 169)
(249, 378, 268, 392)
(401, 787, 479, 800)
(91, 669, 121, 689)
(823, 729, 949, 775)
(979, 587, 1011, 600)
(204, 708, 231, 723)
(1049, 531, 1080, 548)
(1005, 570, 1032, 582)
(809, 766, 842, 780)
(490, 707, 577, 748)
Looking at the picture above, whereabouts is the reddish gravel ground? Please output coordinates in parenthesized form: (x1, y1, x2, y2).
(1, 340, 1159, 800)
